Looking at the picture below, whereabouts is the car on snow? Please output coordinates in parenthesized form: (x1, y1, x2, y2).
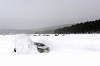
(14, 42, 50, 53)
(34, 42, 50, 53)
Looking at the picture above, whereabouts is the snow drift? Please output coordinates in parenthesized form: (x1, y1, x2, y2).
(14, 35, 38, 54)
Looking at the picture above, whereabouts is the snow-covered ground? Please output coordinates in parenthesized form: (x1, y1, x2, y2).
(0, 34, 100, 66)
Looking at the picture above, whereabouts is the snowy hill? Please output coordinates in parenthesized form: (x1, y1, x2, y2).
(0, 23, 73, 34)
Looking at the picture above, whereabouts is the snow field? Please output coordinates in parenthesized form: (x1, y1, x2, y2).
(0, 34, 100, 66)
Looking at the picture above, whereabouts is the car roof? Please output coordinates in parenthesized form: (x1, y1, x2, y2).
(34, 42, 43, 44)
(34, 42, 45, 45)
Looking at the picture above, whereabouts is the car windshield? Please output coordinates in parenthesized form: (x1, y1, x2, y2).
(36, 43, 45, 46)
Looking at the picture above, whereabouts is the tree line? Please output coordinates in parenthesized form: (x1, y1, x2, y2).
(54, 19, 100, 34)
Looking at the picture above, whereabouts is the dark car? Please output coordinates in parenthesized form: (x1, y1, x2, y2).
(34, 42, 50, 53)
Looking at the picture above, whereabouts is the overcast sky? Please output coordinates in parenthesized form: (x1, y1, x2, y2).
(0, 0, 100, 29)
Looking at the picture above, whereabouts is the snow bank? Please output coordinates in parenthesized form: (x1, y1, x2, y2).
(14, 35, 38, 54)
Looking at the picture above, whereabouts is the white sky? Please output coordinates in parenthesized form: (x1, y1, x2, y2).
(0, 0, 100, 29)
